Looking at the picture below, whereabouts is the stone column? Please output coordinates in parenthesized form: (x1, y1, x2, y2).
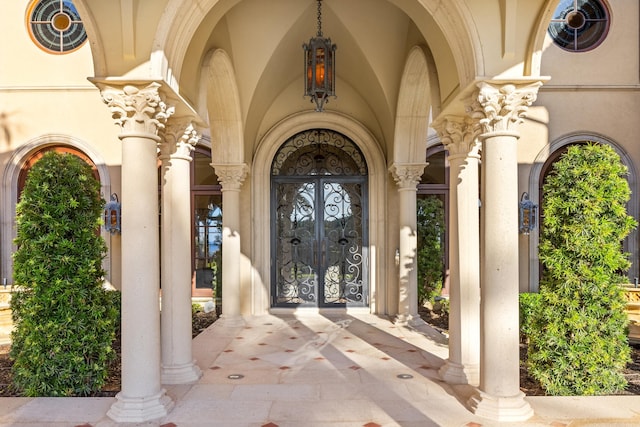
(390, 163, 427, 326)
(432, 116, 481, 386)
(211, 163, 248, 326)
(467, 81, 541, 421)
(99, 83, 174, 422)
(158, 121, 202, 384)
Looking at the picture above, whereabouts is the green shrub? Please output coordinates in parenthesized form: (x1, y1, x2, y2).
(434, 296, 449, 316)
(519, 292, 541, 342)
(417, 196, 445, 305)
(192, 302, 203, 315)
(10, 152, 118, 396)
(528, 143, 635, 395)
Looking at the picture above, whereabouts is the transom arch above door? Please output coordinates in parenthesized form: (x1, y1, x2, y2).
(272, 129, 368, 177)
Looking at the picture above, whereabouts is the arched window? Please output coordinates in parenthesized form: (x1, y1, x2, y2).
(538, 141, 637, 283)
(18, 145, 98, 198)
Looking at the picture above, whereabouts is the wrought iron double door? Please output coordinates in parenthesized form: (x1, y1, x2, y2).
(272, 177, 367, 307)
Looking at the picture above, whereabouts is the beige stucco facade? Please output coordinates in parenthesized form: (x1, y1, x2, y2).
(2, 0, 639, 422)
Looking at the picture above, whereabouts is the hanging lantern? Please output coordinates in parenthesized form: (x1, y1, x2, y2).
(104, 193, 121, 234)
(303, 0, 336, 112)
(519, 192, 538, 235)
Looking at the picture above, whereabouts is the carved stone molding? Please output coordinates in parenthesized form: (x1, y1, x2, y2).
(159, 120, 200, 160)
(466, 81, 542, 136)
(431, 116, 481, 159)
(100, 82, 174, 138)
(389, 163, 426, 189)
(211, 163, 249, 191)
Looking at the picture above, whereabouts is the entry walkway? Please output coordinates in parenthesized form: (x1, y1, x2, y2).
(2, 312, 640, 426)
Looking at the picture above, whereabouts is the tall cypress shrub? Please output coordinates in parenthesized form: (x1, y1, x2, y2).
(528, 143, 636, 395)
(10, 152, 118, 396)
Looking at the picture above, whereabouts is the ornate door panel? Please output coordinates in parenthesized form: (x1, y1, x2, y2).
(271, 129, 368, 308)
(321, 180, 365, 304)
(274, 181, 318, 304)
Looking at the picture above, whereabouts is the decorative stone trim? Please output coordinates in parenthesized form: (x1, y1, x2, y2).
(467, 81, 542, 135)
(431, 116, 481, 159)
(159, 121, 200, 160)
(211, 163, 249, 191)
(389, 163, 426, 189)
(100, 82, 174, 138)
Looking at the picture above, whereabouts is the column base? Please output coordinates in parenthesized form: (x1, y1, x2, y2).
(395, 313, 427, 327)
(161, 360, 203, 384)
(468, 390, 533, 422)
(107, 389, 174, 423)
(439, 360, 479, 386)
(219, 314, 245, 327)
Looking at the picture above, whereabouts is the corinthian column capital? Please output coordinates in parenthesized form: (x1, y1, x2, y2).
(159, 120, 201, 160)
(431, 116, 481, 159)
(211, 163, 249, 191)
(466, 81, 542, 136)
(100, 82, 174, 138)
(389, 163, 426, 190)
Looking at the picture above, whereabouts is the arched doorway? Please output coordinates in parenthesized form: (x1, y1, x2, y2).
(270, 129, 368, 308)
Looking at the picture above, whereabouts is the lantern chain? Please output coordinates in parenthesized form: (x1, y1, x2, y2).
(316, 0, 323, 37)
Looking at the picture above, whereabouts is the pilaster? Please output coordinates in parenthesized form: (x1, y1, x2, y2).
(431, 116, 481, 386)
(159, 120, 203, 385)
(98, 82, 174, 423)
(466, 80, 542, 422)
(390, 163, 427, 327)
(211, 163, 249, 326)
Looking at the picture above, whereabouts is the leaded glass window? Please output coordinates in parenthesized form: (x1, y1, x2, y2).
(548, 0, 610, 52)
(27, 0, 87, 54)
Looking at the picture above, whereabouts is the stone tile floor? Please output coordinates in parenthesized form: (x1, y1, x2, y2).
(2, 312, 640, 426)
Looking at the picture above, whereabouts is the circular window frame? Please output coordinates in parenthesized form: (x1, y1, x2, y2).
(26, 0, 87, 54)
(547, 0, 611, 53)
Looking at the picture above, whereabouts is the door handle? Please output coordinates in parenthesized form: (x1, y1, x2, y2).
(313, 243, 317, 266)
(322, 238, 327, 265)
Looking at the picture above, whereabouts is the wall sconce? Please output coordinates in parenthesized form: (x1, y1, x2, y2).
(519, 192, 538, 235)
(104, 193, 121, 234)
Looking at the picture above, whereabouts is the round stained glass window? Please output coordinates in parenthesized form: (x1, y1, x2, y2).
(27, 0, 87, 54)
(548, 0, 610, 52)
